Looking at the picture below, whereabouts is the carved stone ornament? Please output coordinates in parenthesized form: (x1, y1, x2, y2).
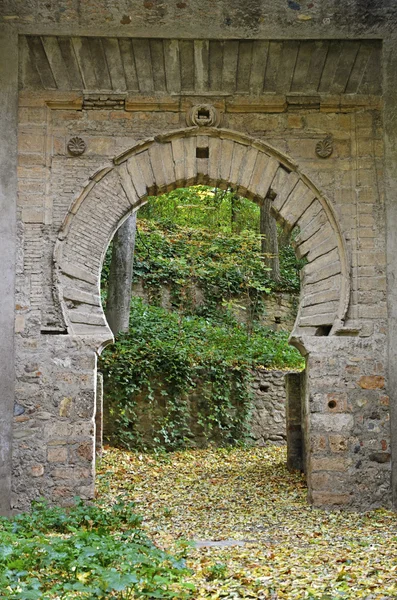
(186, 104, 221, 127)
(67, 137, 86, 156)
(315, 135, 333, 159)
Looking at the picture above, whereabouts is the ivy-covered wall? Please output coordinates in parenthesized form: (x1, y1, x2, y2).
(131, 280, 298, 331)
(103, 366, 294, 450)
(99, 298, 304, 452)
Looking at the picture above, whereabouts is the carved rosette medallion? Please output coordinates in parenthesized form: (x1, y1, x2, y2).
(315, 135, 333, 159)
(67, 137, 86, 156)
(186, 104, 221, 127)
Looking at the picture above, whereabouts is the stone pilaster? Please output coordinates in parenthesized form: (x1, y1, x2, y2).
(383, 38, 397, 509)
(0, 26, 18, 516)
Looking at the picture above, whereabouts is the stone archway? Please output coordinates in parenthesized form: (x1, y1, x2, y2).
(54, 127, 350, 350)
(48, 126, 363, 510)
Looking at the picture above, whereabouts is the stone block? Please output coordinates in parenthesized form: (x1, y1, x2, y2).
(329, 435, 348, 453)
(18, 180, 46, 195)
(311, 456, 350, 471)
(48, 447, 68, 463)
(77, 442, 94, 462)
(310, 435, 327, 452)
(357, 376, 385, 390)
(21, 207, 45, 223)
(52, 486, 73, 498)
(15, 314, 25, 333)
(18, 107, 47, 125)
(18, 132, 45, 153)
(310, 471, 331, 489)
(326, 392, 348, 413)
(59, 397, 73, 417)
(287, 115, 303, 128)
(31, 464, 44, 477)
(52, 467, 91, 480)
(359, 214, 376, 227)
(311, 414, 354, 433)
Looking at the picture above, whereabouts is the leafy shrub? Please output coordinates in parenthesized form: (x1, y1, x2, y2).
(0, 498, 194, 599)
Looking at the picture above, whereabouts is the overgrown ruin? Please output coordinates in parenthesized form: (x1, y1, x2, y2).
(1, 0, 397, 514)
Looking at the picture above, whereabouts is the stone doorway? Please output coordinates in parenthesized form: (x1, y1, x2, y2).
(10, 35, 389, 512)
(29, 126, 366, 512)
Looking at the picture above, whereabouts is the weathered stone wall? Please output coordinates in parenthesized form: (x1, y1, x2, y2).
(1, 0, 394, 512)
(13, 337, 97, 510)
(1, 1, 396, 38)
(131, 281, 298, 330)
(249, 369, 291, 445)
(303, 336, 390, 509)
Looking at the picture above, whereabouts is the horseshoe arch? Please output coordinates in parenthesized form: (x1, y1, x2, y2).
(54, 127, 350, 349)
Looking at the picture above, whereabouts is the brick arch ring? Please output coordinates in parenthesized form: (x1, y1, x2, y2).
(54, 127, 350, 350)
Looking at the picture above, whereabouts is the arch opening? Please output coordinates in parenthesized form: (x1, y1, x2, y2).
(99, 184, 305, 452)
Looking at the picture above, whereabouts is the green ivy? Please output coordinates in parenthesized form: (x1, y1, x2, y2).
(99, 299, 304, 452)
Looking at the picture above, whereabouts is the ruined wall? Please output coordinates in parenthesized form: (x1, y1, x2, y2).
(2, 10, 391, 512)
(249, 369, 290, 445)
(131, 281, 298, 330)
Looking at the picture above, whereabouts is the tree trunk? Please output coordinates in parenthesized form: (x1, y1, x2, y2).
(231, 191, 238, 232)
(105, 213, 137, 336)
(260, 198, 280, 281)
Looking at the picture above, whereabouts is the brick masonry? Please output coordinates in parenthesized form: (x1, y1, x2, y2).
(6, 23, 392, 512)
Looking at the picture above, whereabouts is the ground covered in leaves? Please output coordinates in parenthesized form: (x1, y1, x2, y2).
(97, 446, 397, 600)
